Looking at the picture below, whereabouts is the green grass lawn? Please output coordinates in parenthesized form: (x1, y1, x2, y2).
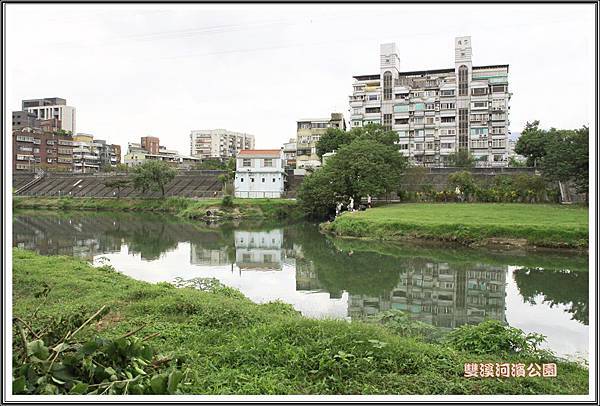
(12, 248, 589, 395)
(327, 203, 588, 249)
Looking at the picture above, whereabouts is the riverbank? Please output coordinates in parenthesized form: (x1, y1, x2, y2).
(323, 203, 588, 250)
(12, 196, 301, 221)
(12, 248, 588, 395)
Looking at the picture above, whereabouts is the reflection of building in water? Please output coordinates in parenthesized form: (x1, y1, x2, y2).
(13, 216, 120, 260)
(190, 244, 230, 266)
(348, 262, 507, 328)
(234, 229, 284, 271)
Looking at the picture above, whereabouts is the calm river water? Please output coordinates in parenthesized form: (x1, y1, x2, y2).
(13, 211, 589, 359)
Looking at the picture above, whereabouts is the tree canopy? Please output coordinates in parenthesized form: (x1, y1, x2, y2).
(515, 120, 547, 167)
(131, 160, 177, 197)
(299, 124, 407, 218)
(315, 123, 399, 158)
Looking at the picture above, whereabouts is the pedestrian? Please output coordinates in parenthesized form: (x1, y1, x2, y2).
(367, 195, 372, 209)
(455, 186, 463, 202)
(349, 197, 354, 212)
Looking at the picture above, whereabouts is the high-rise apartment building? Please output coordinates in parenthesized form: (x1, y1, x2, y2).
(22, 97, 76, 134)
(190, 129, 255, 161)
(349, 37, 511, 166)
(296, 113, 346, 169)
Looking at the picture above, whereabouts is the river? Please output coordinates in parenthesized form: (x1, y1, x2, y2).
(12, 210, 589, 359)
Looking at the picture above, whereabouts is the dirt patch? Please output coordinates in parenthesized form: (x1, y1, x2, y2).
(95, 312, 124, 331)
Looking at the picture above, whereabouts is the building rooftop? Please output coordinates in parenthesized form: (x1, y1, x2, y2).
(353, 64, 509, 80)
(238, 149, 281, 157)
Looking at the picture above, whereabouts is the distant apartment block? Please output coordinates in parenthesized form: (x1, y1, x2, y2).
(13, 128, 74, 172)
(125, 136, 200, 169)
(296, 113, 345, 170)
(282, 138, 297, 169)
(22, 97, 76, 134)
(349, 37, 511, 166)
(72, 133, 121, 173)
(190, 129, 255, 161)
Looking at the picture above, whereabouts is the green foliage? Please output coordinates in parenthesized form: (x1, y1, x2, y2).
(446, 150, 475, 168)
(221, 195, 234, 208)
(508, 156, 527, 168)
(446, 320, 549, 358)
(448, 171, 478, 200)
(316, 128, 352, 158)
(194, 158, 226, 170)
(541, 126, 588, 195)
(297, 164, 338, 218)
(515, 121, 546, 167)
(131, 160, 177, 197)
(366, 310, 443, 343)
(13, 308, 187, 395)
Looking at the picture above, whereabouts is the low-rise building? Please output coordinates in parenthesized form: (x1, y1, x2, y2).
(296, 113, 345, 170)
(190, 129, 255, 161)
(13, 128, 74, 172)
(72, 134, 122, 173)
(124, 138, 200, 169)
(283, 138, 297, 169)
(234, 149, 286, 198)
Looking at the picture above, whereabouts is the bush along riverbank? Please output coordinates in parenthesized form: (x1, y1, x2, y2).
(12, 196, 302, 221)
(323, 203, 588, 250)
(12, 248, 588, 395)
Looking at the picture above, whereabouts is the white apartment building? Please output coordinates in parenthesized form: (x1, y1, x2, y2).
(234, 149, 286, 198)
(349, 37, 511, 166)
(296, 113, 345, 170)
(23, 97, 76, 134)
(190, 129, 255, 161)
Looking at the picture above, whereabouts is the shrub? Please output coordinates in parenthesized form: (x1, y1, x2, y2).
(221, 195, 234, 208)
(446, 320, 549, 358)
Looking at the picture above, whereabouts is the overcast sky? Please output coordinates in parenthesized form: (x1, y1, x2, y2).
(5, 4, 596, 154)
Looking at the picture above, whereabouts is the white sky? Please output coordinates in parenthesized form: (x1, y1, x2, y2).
(5, 4, 596, 153)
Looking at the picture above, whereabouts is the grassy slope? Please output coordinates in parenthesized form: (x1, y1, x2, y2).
(12, 196, 300, 220)
(13, 248, 588, 395)
(326, 203, 588, 249)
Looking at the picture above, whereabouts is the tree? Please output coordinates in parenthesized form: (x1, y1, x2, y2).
(515, 120, 549, 167)
(131, 160, 177, 198)
(447, 150, 475, 168)
(297, 167, 337, 218)
(541, 126, 588, 196)
(508, 156, 526, 168)
(316, 123, 400, 159)
(103, 178, 132, 198)
(327, 139, 407, 203)
(316, 128, 350, 158)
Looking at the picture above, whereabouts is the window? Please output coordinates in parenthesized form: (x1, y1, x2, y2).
(471, 101, 488, 109)
(16, 135, 34, 142)
(440, 102, 455, 110)
(470, 128, 489, 136)
(458, 108, 468, 149)
(414, 103, 425, 111)
(491, 85, 507, 93)
(441, 142, 454, 149)
(399, 144, 409, 150)
(272, 178, 276, 182)
(365, 107, 380, 113)
(240, 178, 244, 182)
(426, 142, 434, 150)
(263, 158, 273, 167)
(395, 118, 409, 125)
(394, 105, 409, 113)
(426, 103, 435, 110)
(242, 159, 251, 167)
(426, 117, 434, 124)
(441, 117, 455, 123)
(251, 178, 255, 182)
(471, 87, 487, 96)
(458, 65, 468, 96)
(368, 94, 378, 101)
(383, 114, 392, 130)
(262, 178, 265, 183)
(383, 71, 392, 101)
(440, 128, 456, 136)
(440, 89, 455, 97)
(414, 116, 424, 124)
(416, 129, 425, 137)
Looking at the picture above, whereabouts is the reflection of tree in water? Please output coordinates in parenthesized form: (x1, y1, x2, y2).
(513, 267, 588, 325)
(285, 223, 403, 296)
